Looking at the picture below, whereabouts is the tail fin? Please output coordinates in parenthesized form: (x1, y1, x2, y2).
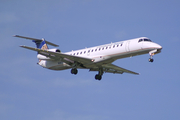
(15, 35, 59, 62)
(33, 39, 48, 50)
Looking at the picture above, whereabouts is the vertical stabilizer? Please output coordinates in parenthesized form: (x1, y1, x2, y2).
(33, 39, 49, 50)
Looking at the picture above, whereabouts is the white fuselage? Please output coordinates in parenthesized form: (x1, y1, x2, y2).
(38, 37, 162, 70)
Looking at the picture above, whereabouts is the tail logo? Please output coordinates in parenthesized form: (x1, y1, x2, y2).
(41, 43, 48, 50)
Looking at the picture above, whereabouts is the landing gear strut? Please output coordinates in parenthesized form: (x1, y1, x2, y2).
(95, 68, 103, 80)
(149, 53, 154, 62)
(149, 53, 154, 63)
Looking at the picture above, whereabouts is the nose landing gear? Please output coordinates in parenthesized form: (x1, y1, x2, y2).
(148, 49, 157, 63)
(149, 58, 154, 62)
(149, 53, 154, 62)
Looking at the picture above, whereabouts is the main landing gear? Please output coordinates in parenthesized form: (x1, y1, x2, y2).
(95, 74, 102, 80)
(71, 67, 103, 80)
(71, 68, 78, 75)
(71, 62, 78, 75)
(95, 68, 103, 80)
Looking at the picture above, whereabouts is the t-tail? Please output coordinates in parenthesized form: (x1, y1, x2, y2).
(14, 35, 59, 62)
(14, 35, 59, 50)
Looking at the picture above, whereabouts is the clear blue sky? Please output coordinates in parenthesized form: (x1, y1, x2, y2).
(1, 0, 180, 120)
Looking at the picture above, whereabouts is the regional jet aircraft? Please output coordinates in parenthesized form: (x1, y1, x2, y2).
(15, 35, 162, 80)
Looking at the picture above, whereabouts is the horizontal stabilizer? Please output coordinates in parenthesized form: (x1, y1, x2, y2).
(14, 35, 59, 47)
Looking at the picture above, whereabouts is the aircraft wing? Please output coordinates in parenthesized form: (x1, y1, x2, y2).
(20, 45, 93, 65)
(20, 46, 139, 75)
(90, 63, 139, 75)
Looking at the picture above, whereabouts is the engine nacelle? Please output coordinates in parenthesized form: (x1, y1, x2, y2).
(37, 54, 50, 60)
(37, 48, 61, 60)
(48, 48, 61, 53)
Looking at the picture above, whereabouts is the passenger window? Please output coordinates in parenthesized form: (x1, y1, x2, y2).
(106, 46, 108, 49)
(113, 45, 115, 48)
(117, 45, 119, 47)
(73, 53, 75, 55)
(91, 49, 93, 52)
(109, 46, 111, 49)
(80, 52, 82, 54)
(99, 48, 101, 51)
(77, 52, 79, 55)
(95, 49, 97, 51)
(102, 47, 104, 50)
(84, 51, 86, 54)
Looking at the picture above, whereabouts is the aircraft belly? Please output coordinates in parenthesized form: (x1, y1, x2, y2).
(48, 65, 71, 70)
(39, 60, 71, 70)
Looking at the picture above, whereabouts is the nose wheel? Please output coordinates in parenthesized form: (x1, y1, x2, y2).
(149, 58, 154, 62)
(149, 54, 154, 62)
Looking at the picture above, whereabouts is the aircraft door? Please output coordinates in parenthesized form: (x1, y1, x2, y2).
(141, 41, 143, 49)
(129, 39, 142, 51)
(125, 41, 130, 52)
(138, 39, 144, 49)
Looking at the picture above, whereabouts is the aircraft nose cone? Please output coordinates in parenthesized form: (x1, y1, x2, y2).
(157, 44, 162, 49)
(153, 43, 162, 50)
(155, 44, 162, 53)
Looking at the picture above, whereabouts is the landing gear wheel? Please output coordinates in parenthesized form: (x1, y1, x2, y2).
(95, 74, 102, 80)
(71, 68, 78, 75)
(149, 58, 154, 62)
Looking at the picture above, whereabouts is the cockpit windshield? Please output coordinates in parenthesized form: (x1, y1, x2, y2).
(138, 38, 152, 42)
(144, 39, 152, 42)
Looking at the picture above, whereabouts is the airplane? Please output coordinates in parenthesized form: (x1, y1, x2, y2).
(14, 35, 162, 80)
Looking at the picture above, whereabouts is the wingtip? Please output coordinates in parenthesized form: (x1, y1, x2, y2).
(13, 35, 19, 37)
(19, 45, 26, 47)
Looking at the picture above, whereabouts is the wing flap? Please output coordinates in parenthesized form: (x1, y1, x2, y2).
(90, 63, 139, 75)
(103, 64, 139, 75)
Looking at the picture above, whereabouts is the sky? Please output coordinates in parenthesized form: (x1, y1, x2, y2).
(1, 0, 180, 120)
